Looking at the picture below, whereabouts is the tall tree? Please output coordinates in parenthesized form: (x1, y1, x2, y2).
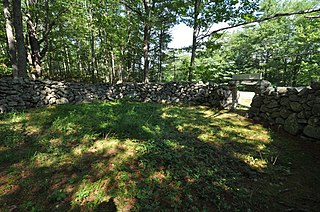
(184, 0, 258, 81)
(2, 0, 17, 76)
(2, 0, 27, 78)
(12, 0, 27, 77)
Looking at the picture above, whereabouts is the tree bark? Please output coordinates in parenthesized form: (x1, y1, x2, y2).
(25, 0, 52, 79)
(90, 30, 97, 82)
(189, 0, 201, 82)
(2, 0, 18, 77)
(26, 12, 42, 79)
(143, 0, 151, 83)
(158, 29, 165, 82)
(12, 0, 27, 78)
(110, 51, 115, 83)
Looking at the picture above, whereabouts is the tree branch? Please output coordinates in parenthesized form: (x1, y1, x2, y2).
(200, 7, 320, 40)
(305, 15, 320, 18)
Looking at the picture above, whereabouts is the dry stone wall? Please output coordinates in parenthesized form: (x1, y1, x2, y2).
(249, 81, 320, 140)
(0, 77, 235, 113)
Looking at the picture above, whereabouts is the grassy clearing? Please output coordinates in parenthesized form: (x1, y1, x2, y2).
(0, 100, 319, 211)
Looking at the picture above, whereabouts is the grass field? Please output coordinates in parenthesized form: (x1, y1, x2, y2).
(0, 100, 319, 211)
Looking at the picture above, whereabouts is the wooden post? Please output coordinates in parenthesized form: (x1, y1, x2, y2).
(229, 80, 238, 111)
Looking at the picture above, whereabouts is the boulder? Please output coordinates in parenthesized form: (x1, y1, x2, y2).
(56, 98, 69, 105)
(312, 104, 320, 116)
(308, 116, 320, 126)
(276, 87, 288, 95)
(288, 94, 299, 102)
(271, 111, 281, 119)
(303, 125, 320, 140)
(280, 97, 290, 106)
(280, 108, 291, 119)
(249, 107, 260, 116)
(290, 102, 303, 112)
(255, 80, 271, 94)
(275, 117, 285, 125)
(251, 95, 264, 108)
(0, 104, 7, 113)
(298, 87, 310, 96)
(266, 100, 279, 109)
(284, 114, 302, 135)
(311, 81, 320, 90)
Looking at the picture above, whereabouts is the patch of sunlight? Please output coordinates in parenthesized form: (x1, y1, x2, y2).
(72, 144, 89, 156)
(6, 112, 27, 123)
(25, 125, 42, 135)
(164, 140, 185, 150)
(176, 124, 184, 132)
(161, 111, 178, 119)
(52, 117, 80, 134)
(72, 179, 108, 208)
(233, 152, 268, 170)
(102, 100, 121, 106)
(149, 170, 168, 183)
(142, 124, 161, 136)
(256, 144, 267, 151)
(215, 113, 250, 126)
(201, 108, 220, 117)
(86, 139, 113, 154)
(82, 133, 100, 142)
(198, 133, 213, 142)
(48, 138, 63, 146)
(72, 137, 136, 164)
(31, 152, 57, 167)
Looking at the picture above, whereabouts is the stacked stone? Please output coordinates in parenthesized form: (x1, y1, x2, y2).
(249, 81, 320, 140)
(0, 77, 234, 113)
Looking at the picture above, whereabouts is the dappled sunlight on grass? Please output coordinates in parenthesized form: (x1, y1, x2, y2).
(0, 100, 319, 211)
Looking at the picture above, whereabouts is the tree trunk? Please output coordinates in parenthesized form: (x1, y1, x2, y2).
(143, 0, 151, 83)
(26, 12, 42, 78)
(25, 0, 52, 79)
(111, 51, 115, 83)
(3, 0, 18, 77)
(90, 30, 96, 82)
(158, 29, 165, 82)
(143, 24, 150, 83)
(12, 0, 27, 78)
(189, 0, 201, 82)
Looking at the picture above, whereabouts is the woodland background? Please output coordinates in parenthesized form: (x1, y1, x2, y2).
(0, 0, 319, 86)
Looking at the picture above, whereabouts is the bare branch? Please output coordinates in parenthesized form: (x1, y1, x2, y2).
(200, 7, 320, 40)
(305, 15, 320, 18)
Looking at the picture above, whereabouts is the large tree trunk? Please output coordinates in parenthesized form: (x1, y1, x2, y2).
(25, 0, 51, 79)
(189, 0, 201, 82)
(12, 0, 27, 78)
(143, 0, 151, 83)
(2, 0, 18, 77)
(26, 12, 42, 79)
(143, 24, 150, 83)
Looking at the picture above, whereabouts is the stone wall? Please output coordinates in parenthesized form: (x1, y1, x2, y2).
(249, 81, 320, 140)
(0, 77, 235, 113)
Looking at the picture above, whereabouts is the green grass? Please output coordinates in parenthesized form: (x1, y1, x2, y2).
(0, 100, 319, 211)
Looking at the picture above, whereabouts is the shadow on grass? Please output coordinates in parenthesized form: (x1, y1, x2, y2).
(0, 100, 319, 211)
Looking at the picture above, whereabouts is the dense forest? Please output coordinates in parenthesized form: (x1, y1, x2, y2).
(0, 0, 319, 86)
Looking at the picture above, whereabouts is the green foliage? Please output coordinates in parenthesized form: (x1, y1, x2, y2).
(1, 101, 319, 211)
(0, 0, 318, 83)
(191, 0, 320, 85)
